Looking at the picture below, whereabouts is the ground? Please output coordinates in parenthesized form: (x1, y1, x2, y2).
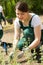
(0, 15, 43, 65)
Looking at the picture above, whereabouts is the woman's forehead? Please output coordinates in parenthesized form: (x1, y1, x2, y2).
(16, 9, 27, 14)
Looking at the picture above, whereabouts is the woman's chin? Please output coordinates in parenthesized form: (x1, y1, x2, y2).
(19, 19, 22, 21)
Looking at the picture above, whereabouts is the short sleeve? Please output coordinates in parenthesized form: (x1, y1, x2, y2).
(31, 15, 42, 27)
(14, 18, 20, 29)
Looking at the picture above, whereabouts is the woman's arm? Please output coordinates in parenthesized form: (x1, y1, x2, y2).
(13, 23, 21, 52)
(29, 25, 41, 49)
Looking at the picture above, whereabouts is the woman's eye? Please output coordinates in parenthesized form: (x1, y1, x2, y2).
(21, 13, 24, 15)
(17, 13, 19, 15)
(17, 13, 24, 15)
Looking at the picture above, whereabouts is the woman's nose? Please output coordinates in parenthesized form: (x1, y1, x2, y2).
(18, 14, 21, 18)
(18, 15, 22, 19)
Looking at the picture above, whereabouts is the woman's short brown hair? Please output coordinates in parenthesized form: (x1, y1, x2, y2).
(15, 1, 29, 12)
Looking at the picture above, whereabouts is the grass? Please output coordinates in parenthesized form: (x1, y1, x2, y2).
(9, 47, 43, 65)
(0, 47, 6, 65)
(0, 47, 21, 65)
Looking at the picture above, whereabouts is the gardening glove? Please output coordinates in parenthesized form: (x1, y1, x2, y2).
(18, 47, 31, 59)
(22, 47, 31, 52)
(23, 47, 32, 60)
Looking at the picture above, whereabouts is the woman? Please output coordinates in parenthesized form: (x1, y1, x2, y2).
(10, 1, 42, 59)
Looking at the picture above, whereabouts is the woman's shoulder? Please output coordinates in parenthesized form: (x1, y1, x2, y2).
(14, 17, 19, 22)
(29, 13, 39, 17)
(29, 12, 35, 15)
(13, 17, 19, 24)
(30, 13, 42, 27)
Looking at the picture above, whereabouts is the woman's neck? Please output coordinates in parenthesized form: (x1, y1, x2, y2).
(22, 14, 32, 26)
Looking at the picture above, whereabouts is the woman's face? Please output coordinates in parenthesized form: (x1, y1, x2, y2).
(15, 9, 28, 21)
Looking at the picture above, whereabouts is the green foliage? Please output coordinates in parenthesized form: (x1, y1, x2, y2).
(19, 0, 43, 14)
(5, 0, 16, 19)
(0, 0, 16, 19)
(0, 0, 43, 18)
(29, 0, 43, 14)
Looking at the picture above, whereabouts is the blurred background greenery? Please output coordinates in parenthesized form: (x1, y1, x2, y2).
(0, 0, 43, 19)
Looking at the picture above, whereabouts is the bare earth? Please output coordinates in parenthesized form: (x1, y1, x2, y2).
(1, 16, 43, 65)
